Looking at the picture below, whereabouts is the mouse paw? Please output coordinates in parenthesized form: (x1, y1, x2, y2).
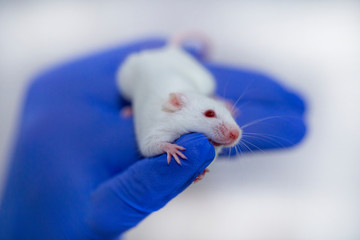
(121, 106, 133, 118)
(162, 143, 187, 165)
(194, 168, 210, 182)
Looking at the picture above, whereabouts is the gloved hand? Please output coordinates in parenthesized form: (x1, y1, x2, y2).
(0, 38, 306, 239)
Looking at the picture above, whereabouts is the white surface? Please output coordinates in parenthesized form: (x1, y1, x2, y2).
(0, 1, 359, 240)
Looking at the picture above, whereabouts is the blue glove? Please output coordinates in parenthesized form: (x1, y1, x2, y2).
(0, 38, 306, 239)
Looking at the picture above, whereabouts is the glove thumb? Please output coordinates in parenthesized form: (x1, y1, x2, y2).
(85, 133, 215, 239)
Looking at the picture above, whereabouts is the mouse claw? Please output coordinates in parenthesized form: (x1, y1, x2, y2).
(167, 153, 172, 165)
(173, 153, 182, 165)
(175, 150, 187, 160)
(194, 168, 210, 182)
(163, 143, 187, 165)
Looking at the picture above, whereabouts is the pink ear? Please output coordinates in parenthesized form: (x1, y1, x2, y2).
(162, 92, 186, 112)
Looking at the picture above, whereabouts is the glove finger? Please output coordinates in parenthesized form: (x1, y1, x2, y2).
(28, 38, 167, 110)
(85, 133, 215, 238)
(30, 37, 209, 110)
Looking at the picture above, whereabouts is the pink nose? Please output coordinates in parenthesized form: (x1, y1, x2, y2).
(228, 129, 240, 140)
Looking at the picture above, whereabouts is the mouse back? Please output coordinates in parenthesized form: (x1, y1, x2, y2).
(117, 46, 216, 101)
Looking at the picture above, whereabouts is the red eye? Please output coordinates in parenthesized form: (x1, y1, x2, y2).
(204, 110, 216, 118)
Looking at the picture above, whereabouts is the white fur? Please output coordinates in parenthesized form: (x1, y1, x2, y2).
(117, 46, 240, 157)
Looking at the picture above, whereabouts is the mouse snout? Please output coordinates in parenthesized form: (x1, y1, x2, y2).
(213, 123, 241, 147)
(228, 129, 240, 141)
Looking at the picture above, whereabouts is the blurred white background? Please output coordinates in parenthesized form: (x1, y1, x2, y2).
(0, 1, 359, 239)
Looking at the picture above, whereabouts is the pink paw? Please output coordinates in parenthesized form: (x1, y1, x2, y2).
(121, 106, 133, 118)
(162, 143, 187, 165)
(194, 168, 209, 182)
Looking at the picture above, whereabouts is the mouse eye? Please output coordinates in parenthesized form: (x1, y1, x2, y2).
(204, 109, 216, 118)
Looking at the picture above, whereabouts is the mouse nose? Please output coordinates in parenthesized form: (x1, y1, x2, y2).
(228, 129, 240, 140)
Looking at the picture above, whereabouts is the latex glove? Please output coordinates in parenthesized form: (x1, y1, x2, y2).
(0, 38, 306, 239)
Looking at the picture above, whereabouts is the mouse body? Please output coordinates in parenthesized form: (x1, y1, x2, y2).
(117, 46, 241, 164)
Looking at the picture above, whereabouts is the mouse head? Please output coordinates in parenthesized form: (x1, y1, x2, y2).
(162, 92, 242, 147)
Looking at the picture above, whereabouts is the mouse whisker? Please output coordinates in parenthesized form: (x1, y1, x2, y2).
(241, 138, 264, 152)
(233, 144, 241, 158)
(227, 145, 232, 160)
(243, 132, 294, 146)
(242, 134, 286, 149)
(240, 115, 292, 130)
(235, 144, 244, 157)
(230, 82, 252, 113)
(239, 139, 253, 153)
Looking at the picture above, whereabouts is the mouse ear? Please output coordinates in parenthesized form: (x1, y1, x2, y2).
(162, 92, 187, 112)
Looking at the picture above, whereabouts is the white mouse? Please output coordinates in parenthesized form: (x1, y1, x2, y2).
(117, 46, 241, 165)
